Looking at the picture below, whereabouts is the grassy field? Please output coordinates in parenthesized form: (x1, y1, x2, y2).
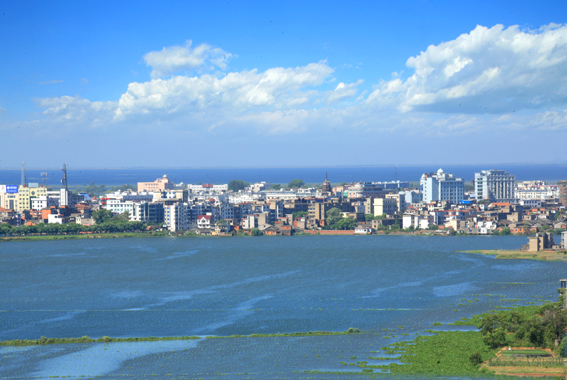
(500, 349, 550, 357)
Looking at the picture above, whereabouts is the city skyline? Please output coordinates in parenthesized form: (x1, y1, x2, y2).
(2, 1, 567, 168)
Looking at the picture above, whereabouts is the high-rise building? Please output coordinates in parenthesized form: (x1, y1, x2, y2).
(474, 170, 516, 202)
(420, 169, 464, 203)
(558, 180, 567, 206)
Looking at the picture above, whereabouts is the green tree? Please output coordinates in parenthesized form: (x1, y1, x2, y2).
(288, 179, 305, 188)
(499, 227, 511, 235)
(228, 180, 249, 192)
(270, 184, 282, 190)
(483, 327, 507, 349)
(335, 218, 357, 230)
(92, 209, 113, 224)
(326, 207, 343, 226)
(469, 352, 483, 366)
(250, 228, 262, 236)
(293, 211, 308, 218)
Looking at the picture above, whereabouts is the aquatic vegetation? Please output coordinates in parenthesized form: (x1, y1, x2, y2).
(366, 331, 498, 376)
(0, 335, 200, 346)
(205, 328, 362, 339)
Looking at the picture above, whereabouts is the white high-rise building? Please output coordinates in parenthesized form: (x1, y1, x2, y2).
(474, 170, 516, 202)
(420, 169, 464, 203)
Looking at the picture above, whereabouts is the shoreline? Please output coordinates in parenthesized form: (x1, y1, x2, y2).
(462, 249, 567, 262)
(0, 230, 539, 242)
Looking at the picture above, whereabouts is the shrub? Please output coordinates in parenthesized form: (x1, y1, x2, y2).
(469, 351, 483, 366)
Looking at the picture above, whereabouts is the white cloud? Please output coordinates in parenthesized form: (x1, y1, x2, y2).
(38, 79, 64, 85)
(368, 23, 567, 114)
(80, 78, 89, 84)
(327, 80, 363, 104)
(35, 95, 116, 127)
(143, 40, 233, 79)
(27, 26, 567, 143)
(114, 61, 334, 120)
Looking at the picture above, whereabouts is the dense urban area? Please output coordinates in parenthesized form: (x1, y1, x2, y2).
(1, 167, 566, 244)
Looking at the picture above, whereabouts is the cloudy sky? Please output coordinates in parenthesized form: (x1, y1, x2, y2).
(1, 0, 567, 168)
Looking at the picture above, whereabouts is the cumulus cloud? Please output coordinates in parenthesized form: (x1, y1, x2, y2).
(144, 40, 233, 79)
(114, 61, 334, 120)
(35, 95, 116, 126)
(29, 25, 567, 141)
(327, 80, 363, 103)
(368, 23, 567, 114)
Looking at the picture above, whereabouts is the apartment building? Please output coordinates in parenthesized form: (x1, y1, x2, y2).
(420, 169, 464, 203)
(474, 170, 515, 201)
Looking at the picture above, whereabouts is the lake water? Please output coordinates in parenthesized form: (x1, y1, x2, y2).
(1, 235, 564, 379)
(1, 163, 566, 186)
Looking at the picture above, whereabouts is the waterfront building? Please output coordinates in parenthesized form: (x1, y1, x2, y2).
(474, 170, 516, 202)
(373, 198, 397, 216)
(420, 169, 464, 203)
(132, 202, 164, 224)
(164, 203, 190, 232)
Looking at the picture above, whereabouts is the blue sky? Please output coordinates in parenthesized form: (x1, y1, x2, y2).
(1, 1, 567, 168)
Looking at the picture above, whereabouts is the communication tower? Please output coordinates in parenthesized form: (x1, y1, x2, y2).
(61, 163, 68, 191)
(21, 161, 27, 187)
(41, 172, 48, 187)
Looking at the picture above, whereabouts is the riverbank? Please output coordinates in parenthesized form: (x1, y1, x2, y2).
(463, 249, 567, 262)
(0, 229, 528, 242)
(0, 231, 167, 242)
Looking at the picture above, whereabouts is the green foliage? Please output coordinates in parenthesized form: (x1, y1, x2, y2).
(293, 211, 308, 218)
(470, 301, 567, 350)
(75, 181, 107, 196)
(369, 331, 497, 376)
(334, 217, 357, 230)
(288, 179, 305, 188)
(1, 335, 200, 346)
(93, 209, 113, 224)
(469, 351, 483, 366)
(499, 227, 511, 235)
(227, 179, 249, 192)
(326, 207, 343, 226)
(109, 184, 135, 192)
(483, 327, 507, 348)
(270, 184, 282, 190)
(250, 228, 262, 236)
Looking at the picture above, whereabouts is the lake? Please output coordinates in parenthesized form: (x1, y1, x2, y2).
(1, 235, 564, 379)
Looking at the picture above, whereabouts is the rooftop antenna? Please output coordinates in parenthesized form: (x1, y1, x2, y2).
(41, 172, 48, 187)
(61, 163, 68, 191)
(21, 161, 27, 186)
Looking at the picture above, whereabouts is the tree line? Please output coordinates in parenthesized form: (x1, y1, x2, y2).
(0, 209, 149, 236)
